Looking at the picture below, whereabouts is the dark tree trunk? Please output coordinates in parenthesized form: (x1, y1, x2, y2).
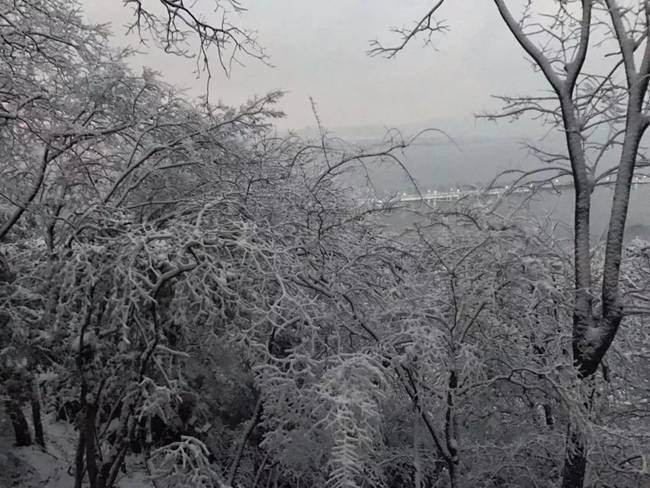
(5, 399, 31, 446)
(31, 378, 45, 448)
(561, 424, 587, 488)
(228, 397, 263, 486)
(75, 381, 90, 488)
(74, 424, 86, 488)
(84, 402, 99, 487)
(444, 369, 459, 488)
(559, 118, 593, 488)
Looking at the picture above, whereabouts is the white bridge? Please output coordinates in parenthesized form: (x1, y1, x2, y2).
(394, 175, 650, 204)
(397, 187, 510, 203)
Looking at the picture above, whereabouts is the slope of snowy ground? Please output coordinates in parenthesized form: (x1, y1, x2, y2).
(0, 411, 156, 488)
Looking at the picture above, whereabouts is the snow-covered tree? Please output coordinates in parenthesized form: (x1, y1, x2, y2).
(373, 2, 650, 486)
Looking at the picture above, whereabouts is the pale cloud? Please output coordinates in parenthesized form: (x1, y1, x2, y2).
(81, 1, 548, 132)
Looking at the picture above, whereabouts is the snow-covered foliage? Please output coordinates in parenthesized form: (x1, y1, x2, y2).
(0, 1, 649, 488)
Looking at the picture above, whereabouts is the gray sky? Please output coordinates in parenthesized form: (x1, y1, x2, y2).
(81, 1, 548, 134)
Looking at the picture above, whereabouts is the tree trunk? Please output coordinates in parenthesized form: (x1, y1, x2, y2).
(561, 422, 587, 488)
(228, 397, 263, 486)
(554, 93, 593, 488)
(445, 370, 459, 488)
(560, 179, 593, 488)
(31, 378, 45, 448)
(84, 402, 99, 487)
(561, 116, 646, 488)
(5, 399, 31, 446)
(74, 424, 86, 488)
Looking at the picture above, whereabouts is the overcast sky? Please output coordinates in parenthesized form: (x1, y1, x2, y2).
(81, 1, 548, 135)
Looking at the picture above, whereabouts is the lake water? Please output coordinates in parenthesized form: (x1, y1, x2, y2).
(380, 185, 650, 243)
(352, 137, 650, 242)
(514, 185, 650, 242)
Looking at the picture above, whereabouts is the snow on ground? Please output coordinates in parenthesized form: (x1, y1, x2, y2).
(0, 410, 156, 488)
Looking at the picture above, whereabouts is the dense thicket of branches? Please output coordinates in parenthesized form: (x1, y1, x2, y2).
(0, 1, 648, 488)
(372, 1, 650, 487)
